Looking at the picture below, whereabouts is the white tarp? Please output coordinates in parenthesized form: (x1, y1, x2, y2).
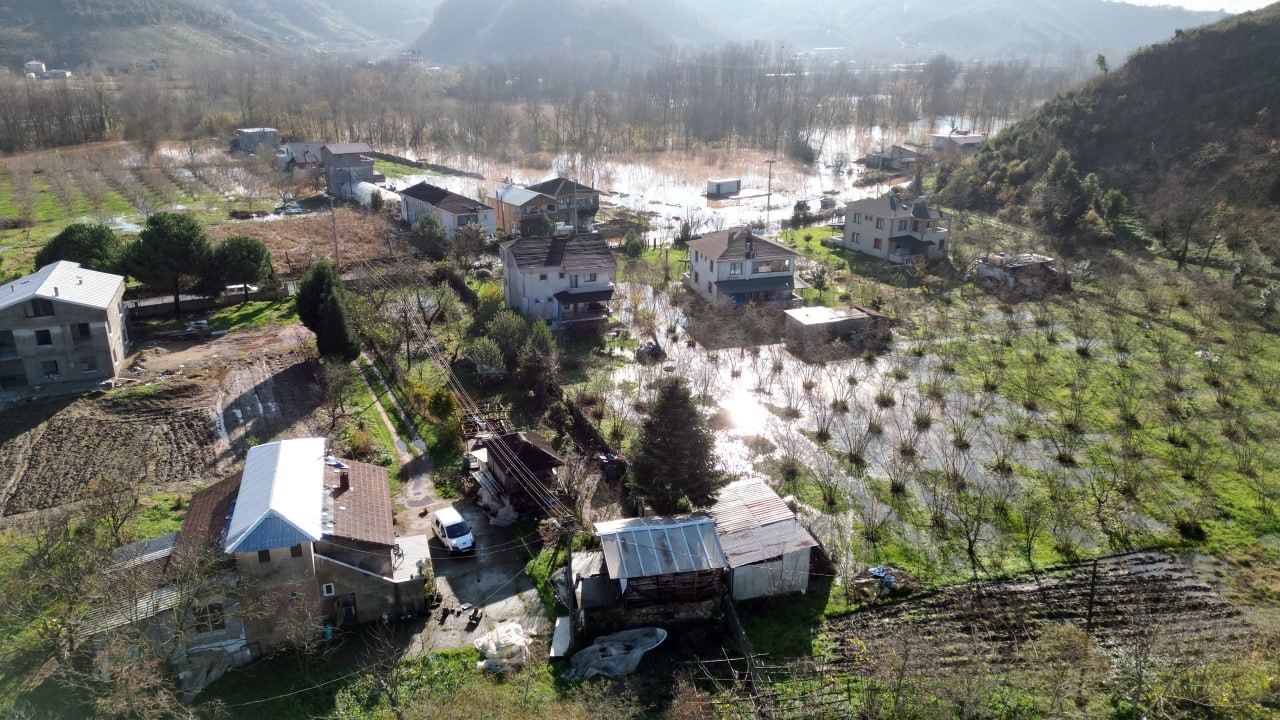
(565, 627, 667, 680)
(473, 620, 533, 673)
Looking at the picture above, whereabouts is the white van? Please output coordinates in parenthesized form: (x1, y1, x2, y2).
(430, 507, 475, 553)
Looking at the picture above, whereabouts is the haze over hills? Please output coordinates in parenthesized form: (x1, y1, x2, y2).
(409, 0, 1228, 65)
(942, 3, 1280, 250)
(201, 0, 441, 49)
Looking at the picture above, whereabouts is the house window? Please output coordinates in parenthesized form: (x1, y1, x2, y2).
(35, 329, 53, 346)
(41, 360, 59, 377)
(194, 603, 226, 633)
(538, 273, 548, 281)
(875, 218, 885, 230)
(694, 271, 699, 282)
(898, 219, 908, 231)
(570, 275, 579, 288)
(80, 358, 97, 373)
(852, 213, 861, 224)
(559, 272, 565, 279)
(322, 583, 336, 597)
(75, 323, 91, 339)
(709, 261, 715, 272)
(258, 549, 271, 563)
(873, 238, 883, 250)
(706, 281, 713, 294)
(754, 260, 778, 274)
(587, 272, 597, 282)
(729, 262, 742, 276)
(290, 544, 303, 558)
(851, 232, 861, 245)
(27, 299, 55, 317)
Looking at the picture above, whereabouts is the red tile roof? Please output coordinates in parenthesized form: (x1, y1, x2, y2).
(174, 475, 241, 564)
(325, 459, 395, 547)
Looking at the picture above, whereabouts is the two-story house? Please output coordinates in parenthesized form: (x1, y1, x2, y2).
(500, 234, 617, 327)
(321, 143, 376, 201)
(488, 185, 558, 235)
(0, 261, 128, 396)
(684, 228, 803, 305)
(525, 176, 602, 231)
(399, 182, 496, 236)
(840, 196, 947, 264)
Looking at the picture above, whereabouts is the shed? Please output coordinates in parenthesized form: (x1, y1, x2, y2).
(594, 516, 727, 606)
(706, 178, 741, 197)
(783, 305, 891, 348)
(708, 479, 819, 600)
(235, 128, 279, 155)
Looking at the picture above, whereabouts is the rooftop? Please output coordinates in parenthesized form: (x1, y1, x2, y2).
(526, 177, 601, 198)
(501, 234, 616, 272)
(594, 515, 727, 580)
(784, 305, 885, 326)
(324, 458, 395, 547)
(688, 228, 799, 262)
(400, 181, 493, 215)
(224, 438, 327, 553)
(485, 431, 565, 475)
(707, 479, 818, 568)
(321, 142, 374, 156)
(488, 186, 556, 208)
(845, 195, 945, 221)
(0, 261, 124, 313)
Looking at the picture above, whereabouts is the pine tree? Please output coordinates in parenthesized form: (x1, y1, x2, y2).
(296, 260, 359, 360)
(628, 378, 725, 514)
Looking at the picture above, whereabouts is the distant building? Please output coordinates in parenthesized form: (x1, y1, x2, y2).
(500, 234, 616, 327)
(487, 185, 558, 235)
(40, 69, 72, 80)
(930, 131, 986, 153)
(684, 228, 804, 305)
(525, 176, 603, 231)
(399, 182, 496, 236)
(277, 141, 326, 172)
(0, 261, 129, 398)
(234, 128, 279, 155)
(965, 252, 1067, 295)
(23, 60, 45, 75)
(320, 143, 376, 201)
(840, 195, 947, 264)
(706, 178, 741, 197)
(783, 305, 892, 350)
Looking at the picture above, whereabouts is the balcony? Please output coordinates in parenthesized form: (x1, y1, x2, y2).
(560, 303, 611, 323)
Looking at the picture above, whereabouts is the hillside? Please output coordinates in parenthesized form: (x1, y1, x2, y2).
(941, 3, 1280, 254)
(0, 0, 276, 69)
(201, 0, 440, 52)
(409, 0, 721, 65)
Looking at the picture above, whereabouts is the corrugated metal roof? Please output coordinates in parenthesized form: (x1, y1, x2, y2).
(110, 532, 178, 571)
(488, 186, 555, 207)
(0, 261, 124, 312)
(708, 479, 818, 568)
(223, 438, 326, 553)
(594, 515, 727, 580)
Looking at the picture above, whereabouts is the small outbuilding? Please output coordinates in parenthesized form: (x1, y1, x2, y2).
(706, 178, 741, 197)
(965, 252, 1067, 295)
(783, 305, 892, 349)
(234, 128, 279, 155)
(708, 479, 819, 601)
(594, 515, 727, 608)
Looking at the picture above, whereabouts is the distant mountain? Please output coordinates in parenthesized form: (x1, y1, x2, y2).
(0, 0, 275, 69)
(696, 0, 1229, 61)
(409, 0, 722, 65)
(941, 4, 1280, 241)
(201, 0, 441, 51)
(409, 0, 1228, 66)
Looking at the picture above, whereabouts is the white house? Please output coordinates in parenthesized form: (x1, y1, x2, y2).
(930, 131, 986, 153)
(684, 228, 803, 305)
(840, 196, 947, 264)
(500, 234, 616, 327)
(399, 182, 496, 236)
(525, 176, 602, 231)
(708, 479, 819, 601)
(706, 178, 741, 196)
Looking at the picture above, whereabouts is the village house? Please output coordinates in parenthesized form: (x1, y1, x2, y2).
(0, 261, 128, 397)
(87, 438, 430, 691)
(500, 233, 616, 327)
(525, 176, 603, 231)
(684, 228, 804, 306)
(399, 182, 496, 236)
(321, 143, 376, 201)
(706, 479, 819, 601)
(277, 141, 326, 172)
(468, 430, 564, 512)
(488, 185, 558, 235)
(839, 195, 948, 264)
(930, 130, 986, 153)
(234, 128, 279, 155)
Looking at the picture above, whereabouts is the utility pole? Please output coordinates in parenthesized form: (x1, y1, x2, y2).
(329, 195, 340, 268)
(765, 158, 777, 233)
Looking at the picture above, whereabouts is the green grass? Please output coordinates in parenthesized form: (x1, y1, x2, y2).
(737, 576, 852, 658)
(345, 368, 404, 479)
(208, 298, 299, 331)
(105, 381, 167, 403)
(132, 493, 188, 539)
(523, 541, 564, 619)
(373, 159, 431, 180)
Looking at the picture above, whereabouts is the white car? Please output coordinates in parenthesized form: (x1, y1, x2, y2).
(430, 507, 475, 553)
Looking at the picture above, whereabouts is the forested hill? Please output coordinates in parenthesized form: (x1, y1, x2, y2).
(941, 4, 1280, 254)
(0, 0, 276, 68)
(201, 0, 441, 50)
(409, 0, 722, 65)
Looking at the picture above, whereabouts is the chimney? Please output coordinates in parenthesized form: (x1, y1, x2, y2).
(744, 231, 754, 259)
(339, 470, 350, 492)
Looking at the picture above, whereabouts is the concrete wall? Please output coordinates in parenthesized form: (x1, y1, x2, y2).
(234, 545, 323, 648)
(686, 246, 794, 304)
(402, 195, 497, 236)
(0, 287, 127, 390)
(314, 554, 425, 624)
(729, 548, 811, 601)
(502, 249, 613, 324)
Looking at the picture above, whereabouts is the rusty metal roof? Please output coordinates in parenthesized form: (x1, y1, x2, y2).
(708, 479, 818, 568)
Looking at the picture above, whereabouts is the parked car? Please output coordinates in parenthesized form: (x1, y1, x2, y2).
(430, 507, 475, 553)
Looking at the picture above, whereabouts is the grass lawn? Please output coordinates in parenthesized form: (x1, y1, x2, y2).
(373, 159, 432, 180)
(737, 577, 853, 658)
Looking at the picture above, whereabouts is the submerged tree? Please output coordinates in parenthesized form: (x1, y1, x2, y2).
(628, 377, 725, 513)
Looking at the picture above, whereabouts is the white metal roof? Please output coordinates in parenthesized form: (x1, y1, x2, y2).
(594, 515, 727, 580)
(223, 438, 326, 553)
(488, 186, 554, 207)
(0, 261, 124, 312)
